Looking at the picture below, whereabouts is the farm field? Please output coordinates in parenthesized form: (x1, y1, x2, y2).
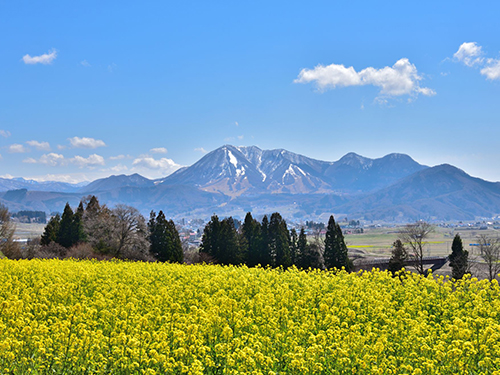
(345, 226, 500, 259)
(0, 259, 499, 374)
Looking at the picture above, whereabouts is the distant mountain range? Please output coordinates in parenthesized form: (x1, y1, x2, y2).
(1, 145, 499, 222)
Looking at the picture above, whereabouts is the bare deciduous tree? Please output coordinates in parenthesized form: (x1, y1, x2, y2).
(398, 221, 433, 275)
(0, 204, 21, 259)
(110, 205, 151, 261)
(477, 235, 500, 282)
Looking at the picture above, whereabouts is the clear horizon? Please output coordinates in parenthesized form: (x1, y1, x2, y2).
(1, 1, 499, 183)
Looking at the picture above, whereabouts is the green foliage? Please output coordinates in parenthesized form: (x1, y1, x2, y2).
(241, 213, 262, 267)
(449, 234, 469, 279)
(148, 210, 183, 263)
(323, 215, 350, 270)
(40, 214, 61, 246)
(388, 239, 408, 274)
(269, 212, 291, 268)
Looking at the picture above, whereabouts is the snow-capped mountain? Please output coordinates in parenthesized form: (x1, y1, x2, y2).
(160, 145, 426, 195)
(0, 177, 87, 193)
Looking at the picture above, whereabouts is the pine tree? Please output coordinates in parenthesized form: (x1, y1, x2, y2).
(40, 214, 61, 246)
(323, 215, 338, 269)
(149, 211, 183, 263)
(269, 212, 291, 268)
(57, 203, 75, 248)
(323, 215, 350, 270)
(217, 217, 242, 265)
(297, 227, 308, 269)
(449, 234, 469, 279)
(72, 201, 86, 244)
(259, 215, 272, 266)
(200, 215, 221, 260)
(388, 239, 408, 274)
(166, 219, 184, 263)
(290, 228, 298, 266)
(241, 212, 261, 266)
(335, 222, 350, 271)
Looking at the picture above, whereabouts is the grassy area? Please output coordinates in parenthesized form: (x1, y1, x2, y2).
(12, 222, 46, 239)
(345, 226, 500, 259)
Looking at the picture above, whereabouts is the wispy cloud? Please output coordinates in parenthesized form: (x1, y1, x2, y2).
(8, 144, 28, 153)
(26, 140, 51, 151)
(150, 147, 168, 154)
(294, 58, 435, 99)
(0, 130, 11, 138)
(194, 147, 207, 154)
(81, 60, 91, 67)
(22, 49, 57, 65)
(108, 63, 117, 73)
(69, 136, 106, 149)
(23, 153, 105, 168)
(453, 42, 500, 81)
(109, 154, 127, 160)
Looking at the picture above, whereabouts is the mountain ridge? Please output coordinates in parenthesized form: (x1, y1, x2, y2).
(0, 145, 498, 222)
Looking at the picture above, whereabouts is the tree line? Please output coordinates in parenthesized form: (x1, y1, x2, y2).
(199, 212, 351, 270)
(10, 196, 184, 263)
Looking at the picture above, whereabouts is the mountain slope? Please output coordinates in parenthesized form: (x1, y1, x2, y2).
(80, 174, 154, 193)
(336, 164, 500, 221)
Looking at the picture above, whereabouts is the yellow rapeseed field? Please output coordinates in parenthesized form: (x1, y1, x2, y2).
(0, 259, 499, 374)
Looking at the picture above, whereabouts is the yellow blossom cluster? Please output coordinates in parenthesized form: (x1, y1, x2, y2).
(0, 259, 499, 374)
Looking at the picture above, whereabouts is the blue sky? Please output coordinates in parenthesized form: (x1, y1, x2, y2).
(1, 1, 499, 183)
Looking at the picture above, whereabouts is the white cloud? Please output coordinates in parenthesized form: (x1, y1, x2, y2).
(237, 135, 244, 140)
(480, 58, 500, 80)
(26, 140, 51, 151)
(57, 145, 67, 150)
(81, 60, 91, 67)
(194, 147, 207, 154)
(452, 41, 500, 82)
(22, 49, 57, 65)
(0, 130, 11, 138)
(453, 42, 484, 67)
(8, 144, 28, 153)
(69, 136, 106, 149)
(70, 154, 105, 168)
(108, 63, 117, 73)
(235, 121, 239, 126)
(150, 147, 168, 154)
(132, 156, 182, 177)
(295, 58, 435, 98)
(24, 153, 66, 166)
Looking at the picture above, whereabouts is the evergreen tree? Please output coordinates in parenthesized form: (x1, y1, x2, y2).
(149, 211, 183, 263)
(449, 234, 469, 279)
(323, 215, 338, 269)
(166, 219, 184, 263)
(200, 215, 221, 260)
(72, 201, 86, 244)
(217, 217, 242, 265)
(258, 215, 272, 266)
(290, 228, 298, 266)
(323, 215, 350, 270)
(269, 212, 291, 268)
(40, 214, 61, 246)
(57, 203, 75, 248)
(388, 239, 408, 274)
(335, 222, 350, 271)
(297, 227, 308, 269)
(241, 212, 262, 266)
